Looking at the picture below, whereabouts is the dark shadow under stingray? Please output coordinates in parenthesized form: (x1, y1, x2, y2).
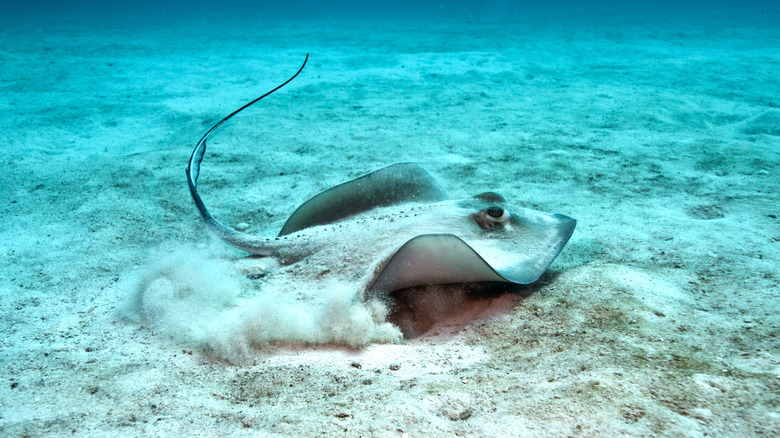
(385, 282, 529, 339)
(386, 268, 571, 339)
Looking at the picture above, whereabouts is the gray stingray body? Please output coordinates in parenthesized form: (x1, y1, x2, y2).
(187, 56, 576, 296)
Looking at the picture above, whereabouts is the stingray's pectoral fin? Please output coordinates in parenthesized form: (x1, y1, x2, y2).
(367, 234, 508, 294)
(367, 214, 576, 295)
(279, 163, 448, 236)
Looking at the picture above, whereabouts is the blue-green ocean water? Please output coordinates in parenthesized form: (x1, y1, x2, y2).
(5, 0, 779, 25)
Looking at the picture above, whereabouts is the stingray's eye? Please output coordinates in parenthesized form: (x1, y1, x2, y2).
(487, 207, 505, 218)
(475, 206, 511, 231)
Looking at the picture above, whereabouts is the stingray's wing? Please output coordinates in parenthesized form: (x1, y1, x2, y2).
(279, 163, 448, 236)
(368, 214, 576, 294)
(368, 234, 507, 293)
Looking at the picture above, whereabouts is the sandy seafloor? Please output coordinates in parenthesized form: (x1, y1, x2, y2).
(1, 13, 779, 437)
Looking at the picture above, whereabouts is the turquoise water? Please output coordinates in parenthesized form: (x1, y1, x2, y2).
(4, 0, 778, 22)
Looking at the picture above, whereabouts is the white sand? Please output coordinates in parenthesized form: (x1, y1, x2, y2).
(1, 17, 778, 437)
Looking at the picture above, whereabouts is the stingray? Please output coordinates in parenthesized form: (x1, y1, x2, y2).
(186, 54, 576, 300)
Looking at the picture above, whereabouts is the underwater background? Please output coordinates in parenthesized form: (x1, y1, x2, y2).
(1, 0, 778, 436)
(5, 0, 779, 21)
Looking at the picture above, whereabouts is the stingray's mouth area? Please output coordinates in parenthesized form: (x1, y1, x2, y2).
(382, 282, 525, 339)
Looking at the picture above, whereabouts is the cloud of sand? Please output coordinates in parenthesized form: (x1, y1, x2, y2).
(121, 244, 402, 363)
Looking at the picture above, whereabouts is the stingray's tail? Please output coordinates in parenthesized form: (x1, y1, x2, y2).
(186, 54, 309, 255)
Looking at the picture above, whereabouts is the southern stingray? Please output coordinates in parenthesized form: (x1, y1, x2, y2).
(186, 54, 575, 334)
